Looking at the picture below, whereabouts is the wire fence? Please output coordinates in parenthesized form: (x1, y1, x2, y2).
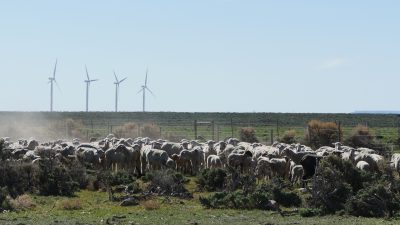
(1, 117, 399, 152)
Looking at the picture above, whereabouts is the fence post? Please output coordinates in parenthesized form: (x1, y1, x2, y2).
(231, 117, 234, 138)
(277, 119, 281, 139)
(211, 120, 215, 141)
(91, 120, 94, 136)
(397, 115, 400, 148)
(160, 127, 162, 139)
(138, 124, 141, 137)
(194, 120, 198, 140)
(307, 125, 311, 143)
(217, 125, 220, 141)
(271, 129, 274, 145)
(65, 120, 68, 139)
(338, 121, 342, 142)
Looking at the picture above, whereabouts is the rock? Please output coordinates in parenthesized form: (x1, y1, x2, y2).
(120, 197, 139, 207)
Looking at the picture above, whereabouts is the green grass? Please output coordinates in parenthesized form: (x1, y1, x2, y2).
(0, 190, 399, 225)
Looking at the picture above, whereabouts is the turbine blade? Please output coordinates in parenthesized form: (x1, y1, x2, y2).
(146, 87, 155, 97)
(145, 68, 148, 86)
(90, 79, 99, 82)
(85, 65, 90, 80)
(119, 77, 127, 83)
(137, 89, 143, 94)
(114, 71, 119, 82)
(54, 80, 62, 93)
(53, 59, 58, 79)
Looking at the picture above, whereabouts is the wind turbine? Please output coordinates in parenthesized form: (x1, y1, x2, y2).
(137, 68, 155, 112)
(48, 59, 58, 112)
(84, 65, 99, 112)
(113, 71, 127, 112)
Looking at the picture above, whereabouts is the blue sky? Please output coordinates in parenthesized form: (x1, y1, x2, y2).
(0, 0, 399, 113)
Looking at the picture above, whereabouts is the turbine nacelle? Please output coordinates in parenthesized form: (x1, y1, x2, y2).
(138, 68, 155, 112)
(84, 65, 99, 112)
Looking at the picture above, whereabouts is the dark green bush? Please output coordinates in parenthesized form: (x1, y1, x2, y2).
(346, 184, 400, 218)
(146, 170, 191, 198)
(197, 168, 227, 191)
(0, 162, 38, 198)
(307, 156, 353, 214)
(321, 155, 375, 192)
(108, 171, 136, 186)
(37, 159, 79, 197)
(260, 179, 302, 207)
(125, 182, 142, 194)
(68, 161, 88, 189)
(272, 188, 302, 207)
(199, 179, 301, 210)
(299, 208, 321, 217)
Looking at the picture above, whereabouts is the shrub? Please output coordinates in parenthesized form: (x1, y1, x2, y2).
(65, 118, 85, 139)
(239, 127, 258, 143)
(68, 161, 88, 189)
(346, 184, 400, 217)
(37, 159, 79, 196)
(280, 130, 297, 144)
(1, 196, 13, 211)
(305, 120, 342, 149)
(108, 171, 136, 186)
(58, 199, 83, 210)
(272, 188, 302, 207)
(344, 125, 375, 149)
(307, 156, 356, 214)
(199, 179, 301, 210)
(0, 162, 38, 198)
(114, 122, 138, 138)
(8, 194, 36, 211)
(142, 199, 160, 210)
(322, 155, 375, 192)
(146, 170, 191, 198)
(141, 124, 160, 139)
(259, 179, 302, 207)
(125, 182, 142, 194)
(299, 208, 320, 217)
(197, 168, 227, 191)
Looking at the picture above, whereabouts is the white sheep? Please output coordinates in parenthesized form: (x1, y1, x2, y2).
(206, 155, 223, 169)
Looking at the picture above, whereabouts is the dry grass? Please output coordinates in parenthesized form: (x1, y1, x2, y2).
(58, 199, 83, 210)
(8, 194, 36, 211)
(141, 199, 160, 210)
(281, 129, 297, 144)
(345, 125, 375, 148)
(305, 120, 342, 148)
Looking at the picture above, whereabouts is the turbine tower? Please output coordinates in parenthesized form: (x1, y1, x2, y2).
(137, 68, 154, 112)
(48, 59, 58, 112)
(84, 65, 99, 112)
(113, 71, 127, 112)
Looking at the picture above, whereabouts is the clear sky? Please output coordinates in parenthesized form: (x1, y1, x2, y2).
(0, 0, 399, 113)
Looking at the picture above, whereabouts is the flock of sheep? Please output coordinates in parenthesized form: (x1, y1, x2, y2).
(1, 135, 400, 184)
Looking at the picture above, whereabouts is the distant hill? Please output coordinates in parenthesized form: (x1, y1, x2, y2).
(353, 111, 400, 115)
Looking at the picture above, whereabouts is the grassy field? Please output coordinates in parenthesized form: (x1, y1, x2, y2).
(1, 188, 399, 225)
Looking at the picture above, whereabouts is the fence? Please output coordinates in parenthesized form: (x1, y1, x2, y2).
(0, 117, 399, 152)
